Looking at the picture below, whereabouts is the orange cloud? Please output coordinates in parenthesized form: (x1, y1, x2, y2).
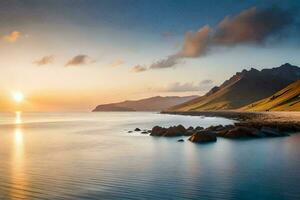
(131, 65, 147, 73)
(2, 31, 21, 43)
(34, 56, 54, 66)
(110, 59, 124, 67)
(65, 54, 95, 66)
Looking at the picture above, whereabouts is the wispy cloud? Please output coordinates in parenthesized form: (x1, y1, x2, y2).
(163, 80, 214, 92)
(149, 55, 181, 69)
(34, 55, 54, 66)
(132, 6, 296, 71)
(65, 55, 95, 66)
(2, 31, 21, 42)
(131, 65, 147, 73)
(109, 59, 124, 67)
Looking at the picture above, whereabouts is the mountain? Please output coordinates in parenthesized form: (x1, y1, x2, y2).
(167, 63, 300, 112)
(92, 95, 198, 112)
(240, 80, 300, 111)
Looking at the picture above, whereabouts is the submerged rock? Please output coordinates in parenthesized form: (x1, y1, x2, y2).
(259, 127, 289, 137)
(141, 131, 148, 134)
(128, 131, 133, 133)
(177, 139, 184, 142)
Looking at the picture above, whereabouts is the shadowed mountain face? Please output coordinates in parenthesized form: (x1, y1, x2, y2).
(92, 96, 198, 111)
(168, 63, 300, 111)
(241, 80, 300, 111)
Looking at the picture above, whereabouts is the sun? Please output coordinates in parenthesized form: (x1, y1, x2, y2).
(12, 92, 24, 103)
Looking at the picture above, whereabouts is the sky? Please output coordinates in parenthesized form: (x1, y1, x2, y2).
(0, 0, 300, 111)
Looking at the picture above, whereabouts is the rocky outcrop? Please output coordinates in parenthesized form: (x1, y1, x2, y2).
(188, 131, 217, 143)
(150, 125, 188, 137)
(146, 121, 295, 142)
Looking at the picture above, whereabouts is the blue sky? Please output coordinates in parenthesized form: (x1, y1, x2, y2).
(0, 0, 299, 111)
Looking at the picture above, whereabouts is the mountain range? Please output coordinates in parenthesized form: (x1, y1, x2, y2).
(92, 95, 198, 112)
(167, 63, 300, 112)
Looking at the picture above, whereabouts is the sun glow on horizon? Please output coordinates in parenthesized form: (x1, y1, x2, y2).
(12, 92, 24, 103)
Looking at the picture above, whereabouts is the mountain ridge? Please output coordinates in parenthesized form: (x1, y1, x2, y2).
(240, 80, 300, 111)
(167, 63, 300, 112)
(92, 95, 198, 112)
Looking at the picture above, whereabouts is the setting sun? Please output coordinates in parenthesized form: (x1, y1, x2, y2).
(12, 92, 24, 103)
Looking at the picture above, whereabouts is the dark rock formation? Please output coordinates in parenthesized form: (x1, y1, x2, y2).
(195, 126, 204, 131)
(150, 125, 187, 137)
(188, 131, 217, 143)
(150, 126, 167, 136)
(148, 122, 294, 141)
(223, 126, 259, 138)
(177, 139, 184, 142)
(134, 128, 141, 131)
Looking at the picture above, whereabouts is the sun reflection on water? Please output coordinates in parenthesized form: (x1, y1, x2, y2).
(15, 111, 22, 124)
(10, 112, 28, 199)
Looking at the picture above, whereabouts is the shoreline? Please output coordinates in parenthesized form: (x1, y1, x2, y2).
(161, 111, 300, 123)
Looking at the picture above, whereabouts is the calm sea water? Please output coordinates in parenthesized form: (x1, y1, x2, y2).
(0, 112, 300, 200)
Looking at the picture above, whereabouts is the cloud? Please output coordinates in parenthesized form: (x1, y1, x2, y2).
(133, 6, 296, 70)
(164, 80, 214, 92)
(2, 31, 21, 42)
(110, 59, 124, 67)
(34, 56, 54, 66)
(131, 65, 147, 73)
(178, 6, 295, 59)
(214, 7, 293, 45)
(200, 79, 213, 85)
(65, 55, 95, 66)
(179, 25, 212, 57)
(149, 55, 181, 69)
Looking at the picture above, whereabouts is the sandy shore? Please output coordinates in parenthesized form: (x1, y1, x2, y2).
(162, 111, 300, 123)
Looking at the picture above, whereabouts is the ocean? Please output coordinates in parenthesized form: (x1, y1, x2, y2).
(0, 112, 299, 200)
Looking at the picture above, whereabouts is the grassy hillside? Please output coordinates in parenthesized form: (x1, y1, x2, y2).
(240, 80, 300, 111)
(167, 63, 300, 112)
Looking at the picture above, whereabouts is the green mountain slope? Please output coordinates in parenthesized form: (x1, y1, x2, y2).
(240, 80, 300, 111)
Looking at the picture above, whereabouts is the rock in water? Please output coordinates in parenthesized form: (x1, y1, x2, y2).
(150, 126, 167, 136)
(184, 130, 194, 136)
(188, 131, 217, 143)
(195, 126, 204, 131)
(164, 126, 184, 137)
(187, 126, 194, 131)
(150, 125, 186, 137)
(134, 128, 141, 131)
(224, 126, 258, 138)
(177, 139, 184, 142)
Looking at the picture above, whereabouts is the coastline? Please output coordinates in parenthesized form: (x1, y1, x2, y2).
(161, 111, 300, 123)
